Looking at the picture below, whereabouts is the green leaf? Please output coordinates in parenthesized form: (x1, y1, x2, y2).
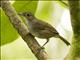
(1, 9, 19, 46)
(13, 1, 38, 14)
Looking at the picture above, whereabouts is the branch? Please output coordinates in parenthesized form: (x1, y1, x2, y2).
(1, 1, 48, 60)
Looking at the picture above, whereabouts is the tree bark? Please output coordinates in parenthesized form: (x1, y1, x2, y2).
(66, 1, 80, 60)
(1, 1, 48, 60)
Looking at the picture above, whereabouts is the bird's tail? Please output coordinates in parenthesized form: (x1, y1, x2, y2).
(59, 35, 70, 46)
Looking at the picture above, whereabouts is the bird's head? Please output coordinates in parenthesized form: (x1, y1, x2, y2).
(18, 12, 35, 21)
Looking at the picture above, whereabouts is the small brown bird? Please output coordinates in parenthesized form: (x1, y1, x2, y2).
(19, 12, 70, 47)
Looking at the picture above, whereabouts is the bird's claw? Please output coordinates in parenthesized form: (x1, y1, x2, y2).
(41, 46, 45, 49)
(36, 46, 45, 55)
(38, 46, 45, 52)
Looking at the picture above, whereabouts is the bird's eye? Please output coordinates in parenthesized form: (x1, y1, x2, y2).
(27, 14, 30, 16)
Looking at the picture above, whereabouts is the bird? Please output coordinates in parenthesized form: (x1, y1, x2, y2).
(18, 12, 70, 47)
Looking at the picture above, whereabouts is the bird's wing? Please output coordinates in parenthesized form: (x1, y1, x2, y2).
(33, 19, 59, 34)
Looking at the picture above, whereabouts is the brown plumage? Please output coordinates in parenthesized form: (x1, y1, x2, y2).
(19, 12, 70, 47)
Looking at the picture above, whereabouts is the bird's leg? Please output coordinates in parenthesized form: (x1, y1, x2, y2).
(41, 38, 49, 49)
(37, 38, 49, 54)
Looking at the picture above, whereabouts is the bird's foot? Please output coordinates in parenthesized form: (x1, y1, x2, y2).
(36, 46, 45, 55)
(41, 46, 45, 49)
(38, 46, 45, 52)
